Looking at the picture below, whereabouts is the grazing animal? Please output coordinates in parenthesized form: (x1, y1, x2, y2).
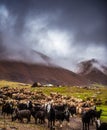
(2, 102, 14, 116)
(88, 109, 96, 125)
(55, 108, 70, 127)
(54, 104, 67, 112)
(12, 109, 31, 123)
(90, 109, 102, 125)
(82, 110, 91, 130)
(27, 100, 33, 110)
(95, 109, 102, 119)
(68, 105, 76, 117)
(82, 108, 102, 129)
(34, 104, 42, 111)
(17, 102, 27, 110)
(46, 103, 55, 129)
(31, 105, 46, 124)
(96, 119, 107, 130)
(31, 105, 43, 118)
(34, 110, 46, 124)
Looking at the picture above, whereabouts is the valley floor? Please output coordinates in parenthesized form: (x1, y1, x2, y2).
(0, 115, 96, 130)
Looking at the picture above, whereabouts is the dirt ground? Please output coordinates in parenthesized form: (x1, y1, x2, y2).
(0, 114, 97, 130)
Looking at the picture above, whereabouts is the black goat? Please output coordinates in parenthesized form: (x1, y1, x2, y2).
(34, 110, 46, 124)
(2, 102, 14, 116)
(68, 105, 76, 117)
(12, 109, 31, 123)
(54, 104, 67, 111)
(17, 103, 27, 110)
(55, 109, 70, 127)
(95, 109, 102, 119)
(82, 109, 102, 130)
(46, 103, 55, 129)
(96, 119, 107, 130)
(82, 110, 91, 130)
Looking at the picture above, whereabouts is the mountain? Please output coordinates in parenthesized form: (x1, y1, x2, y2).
(0, 49, 52, 66)
(102, 66, 107, 75)
(0, 60, 89, 86)
(78, 59, 107, 85)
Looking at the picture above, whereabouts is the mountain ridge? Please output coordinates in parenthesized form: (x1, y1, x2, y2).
(0, 60, 89, 86)
(78, 59, 107, 85)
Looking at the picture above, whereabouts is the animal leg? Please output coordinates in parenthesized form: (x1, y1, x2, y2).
(87, 123, 89, 130)
(48, 121, 50, 128)
(59, 121, 63, 128)
(27, 117, 30, 123)
(35, 118, 37, 124)
(83, 122, 84, 130)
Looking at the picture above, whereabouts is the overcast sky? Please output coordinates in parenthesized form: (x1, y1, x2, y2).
(0, 0, 107, 71)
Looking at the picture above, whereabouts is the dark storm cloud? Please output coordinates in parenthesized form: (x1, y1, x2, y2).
(0, 0, 107, 71)
(1, 0, 106, 41)
(52, 0, 107, 45)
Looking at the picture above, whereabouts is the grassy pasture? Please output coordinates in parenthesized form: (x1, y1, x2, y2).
(0, 80, 107, 122)
(97, 105, 107, 122)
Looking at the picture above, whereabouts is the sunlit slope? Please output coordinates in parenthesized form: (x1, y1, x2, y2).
(0, 60, 89, 86)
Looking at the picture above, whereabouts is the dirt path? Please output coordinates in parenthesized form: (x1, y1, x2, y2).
(0, 115, 96, 130)
(54, 116, 96, 130)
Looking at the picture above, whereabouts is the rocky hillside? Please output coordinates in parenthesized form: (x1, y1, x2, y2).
(78, 59, 107, 85)
(0, 60, 89, 86)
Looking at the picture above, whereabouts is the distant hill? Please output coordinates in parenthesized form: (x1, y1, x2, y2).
(78, 59, 107, 85)
(0, 60, 89, 86)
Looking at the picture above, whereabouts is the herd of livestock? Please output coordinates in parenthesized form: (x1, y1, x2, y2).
(0, 86, 107, 130)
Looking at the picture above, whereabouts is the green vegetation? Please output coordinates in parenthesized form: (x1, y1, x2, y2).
(0, 80, 107, 122)
(32, 85, 107, 102)
(97, 105, 107, 122)
(0, 80, 31, 88)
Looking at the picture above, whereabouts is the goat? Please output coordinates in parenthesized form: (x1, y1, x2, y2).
(96, 119, 107, 130)
(46, 103, 55, 129)
(12, 109, 31, 123)
(2, 102, 14, 116)
(34, 110, 46, 124)
(82, 110, 91, 130)
(55, 108, 70, 127)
